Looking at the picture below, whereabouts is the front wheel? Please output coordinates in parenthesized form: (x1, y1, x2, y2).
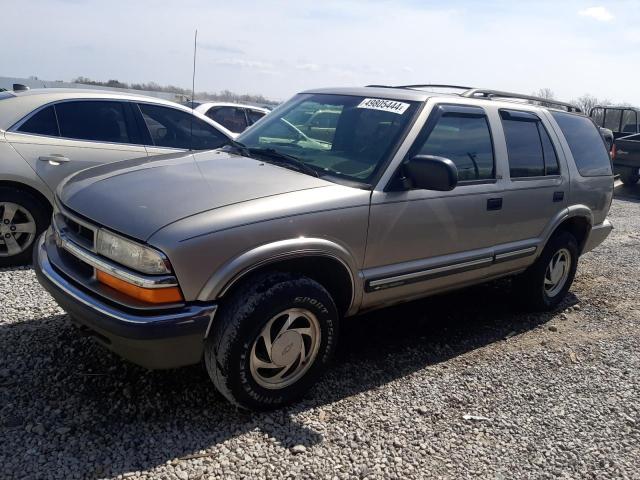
(514, 231, 579, 311)
(205, 272, 339, 411)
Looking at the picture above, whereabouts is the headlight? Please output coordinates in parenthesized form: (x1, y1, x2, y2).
(96, 229, 170, 275)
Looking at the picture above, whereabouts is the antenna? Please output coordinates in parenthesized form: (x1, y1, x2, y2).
(190, 29, 198, 151)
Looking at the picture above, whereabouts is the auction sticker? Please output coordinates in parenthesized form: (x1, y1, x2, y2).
(357, 98, 410, 115)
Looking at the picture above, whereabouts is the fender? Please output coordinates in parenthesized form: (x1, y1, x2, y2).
(196, 237, 363, 314)
(536, 204, 593, 258)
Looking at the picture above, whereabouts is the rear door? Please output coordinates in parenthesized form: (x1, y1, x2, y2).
(494, 109, 567, 248)
(6, 100, 147, 191)
(134, 103, 231, 155)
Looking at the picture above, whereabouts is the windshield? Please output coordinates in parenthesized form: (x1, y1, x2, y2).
(237, 93, 419, 185)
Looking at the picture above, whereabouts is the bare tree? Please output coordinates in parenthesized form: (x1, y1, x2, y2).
(529, 88, 557, 108)
(571, 94, 610, 114)
(532, 88, 555, 100)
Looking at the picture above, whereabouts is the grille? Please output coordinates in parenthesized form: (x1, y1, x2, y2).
(54, 210, 96, 251)
(65, 216, 95, 246)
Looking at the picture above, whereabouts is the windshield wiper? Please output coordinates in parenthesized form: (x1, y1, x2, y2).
(248, 147, 320, 178)
(225, 139, 252, 157)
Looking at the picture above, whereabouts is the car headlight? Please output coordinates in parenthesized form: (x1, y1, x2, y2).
(96, 229, 170, 275)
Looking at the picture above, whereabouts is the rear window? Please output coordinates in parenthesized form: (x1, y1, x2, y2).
(551, 112, 612, 177)
(18, 106, 59, 137)
(500, 110, 559, 178)
(56, 101, 132, 143)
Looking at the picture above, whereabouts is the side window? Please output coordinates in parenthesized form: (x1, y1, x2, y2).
(415, 108, 495, 181)
(603, 109, 622, 132)
(138, 103, 228, 150)
(590, 107, 604, 127)
(551, 111, 612, 177)
(206, 106, 248, 133)
(621, 110, 638, 133)
(247, 109, 265, 125)
(18, 106, 59, 137)
(55, 101, 132, 143)
(539, 123, 560, 175)
(500, 110, 559, 178)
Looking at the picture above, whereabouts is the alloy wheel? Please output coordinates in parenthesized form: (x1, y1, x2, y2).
(544, 248, 571, 297)
(0, 202, 37, 258)
(249, 308, 321, 390)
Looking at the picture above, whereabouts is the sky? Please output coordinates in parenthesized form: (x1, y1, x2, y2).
(2, 0, 640, 104)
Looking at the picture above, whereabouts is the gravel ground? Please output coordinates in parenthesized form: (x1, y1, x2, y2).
(1, 185, 639, 480)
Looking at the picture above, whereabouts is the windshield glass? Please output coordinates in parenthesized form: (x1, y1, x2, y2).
(237, 93, 419, 184)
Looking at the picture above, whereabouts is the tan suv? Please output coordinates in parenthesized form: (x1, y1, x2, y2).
(35, 85, 614, 410)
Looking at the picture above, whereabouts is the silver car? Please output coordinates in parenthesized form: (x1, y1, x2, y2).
(0, 88, 235, 266)
(34, 85, 614, 410)
(193, 102, 269, 134)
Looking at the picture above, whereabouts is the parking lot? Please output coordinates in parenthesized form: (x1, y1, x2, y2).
(0, 183, 638, 480)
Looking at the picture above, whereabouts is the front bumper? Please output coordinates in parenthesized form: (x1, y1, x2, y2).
(34, 234, 217, 369)
(583, 219, 613, 254)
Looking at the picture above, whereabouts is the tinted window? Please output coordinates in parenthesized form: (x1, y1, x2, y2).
(206, 106, 248, 133)
(417, 111, 494, 181)
(501, 110, 559, 178)
(247, 110, 265, 125)
(590, 107, 604, 127)
(18, 106, 59, 137)
(55, 101, 131, 143)
(539, 123, 560, 175)
(621, 110, 638, 133)
(551, 112, 612, 177)
(139, 103, 228, 150)
(603, 109, 622, 132)
(237, 94, 418, 184)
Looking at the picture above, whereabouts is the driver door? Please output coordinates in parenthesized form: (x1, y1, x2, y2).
(362, 104, 504, 309)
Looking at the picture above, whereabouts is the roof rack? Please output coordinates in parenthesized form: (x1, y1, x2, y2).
(396, 84, 475, 91)
(461, 89, 581, 113)
(363, 84, 581, 113)
(365, 84, 474, 91)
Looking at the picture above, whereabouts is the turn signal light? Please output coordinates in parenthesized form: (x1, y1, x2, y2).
(96, 270, 183, 304)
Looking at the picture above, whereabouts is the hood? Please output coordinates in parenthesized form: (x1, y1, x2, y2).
(59, 150, 332, 241)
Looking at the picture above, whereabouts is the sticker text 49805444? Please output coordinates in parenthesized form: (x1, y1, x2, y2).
(356, 98, 410, 115)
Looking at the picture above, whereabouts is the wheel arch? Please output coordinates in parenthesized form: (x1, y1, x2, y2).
(0, 180, 53, 217)
(197, 238, 363, 316)
(543, 205, 593, 255)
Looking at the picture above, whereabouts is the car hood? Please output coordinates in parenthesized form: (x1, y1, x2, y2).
(59, 150, 333, 241)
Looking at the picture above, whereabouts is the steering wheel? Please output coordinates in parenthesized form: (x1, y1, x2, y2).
(279, 118, 328, 147)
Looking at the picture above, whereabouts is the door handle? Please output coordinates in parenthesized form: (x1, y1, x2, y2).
(39, 154, 70, 164)
(553, 191, 565, 202)
(487, 198, 503, 211)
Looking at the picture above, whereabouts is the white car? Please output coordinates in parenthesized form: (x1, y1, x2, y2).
(0, 88, 236, 266)
(194, 102, 269, 134)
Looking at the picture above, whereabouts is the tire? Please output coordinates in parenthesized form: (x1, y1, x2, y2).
(205, 272, 339, 411)
(620, 168, 639, 186)
(0, 187, 50, 267)
(514, 231, 579, 312)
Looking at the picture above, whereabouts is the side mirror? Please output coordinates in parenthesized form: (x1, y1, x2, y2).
(402, 155, 458, 191)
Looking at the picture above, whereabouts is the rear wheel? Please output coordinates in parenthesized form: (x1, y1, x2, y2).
(514, 231, 579, 311)
(205, 272, 339, 410)
(0, 187, 49, 267)
(620, 167, 639, 186)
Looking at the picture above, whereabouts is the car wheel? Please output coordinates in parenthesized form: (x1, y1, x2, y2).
(514, 231, 579, 312)
(205, 272, 339, 411)
(620, 168, 640, 186)
(0, 187, 50, 267)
